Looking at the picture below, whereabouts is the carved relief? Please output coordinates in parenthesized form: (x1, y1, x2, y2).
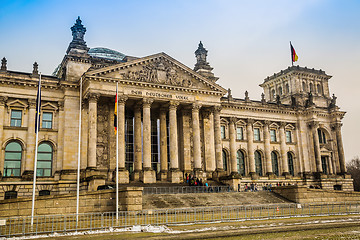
(121, 60, 193, 87)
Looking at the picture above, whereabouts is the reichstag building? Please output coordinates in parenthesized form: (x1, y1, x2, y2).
(0, 17, 353, 199)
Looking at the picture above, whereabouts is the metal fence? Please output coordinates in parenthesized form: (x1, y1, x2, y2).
(143, 186, 235, 195)
(1, 202, 360, 238)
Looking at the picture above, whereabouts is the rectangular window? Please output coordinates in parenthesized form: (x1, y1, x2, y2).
(221, 125, 226, 139)
(42, 112, 53, 129)
(236, 127, 243, 140)
(10, 110, 22, 127)
(270, 129, 277, 142)
(254, 128, 260, 141)
(286, 130, 292, 143)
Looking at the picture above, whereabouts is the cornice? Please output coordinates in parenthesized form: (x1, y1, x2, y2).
(83, 76, 224, 96)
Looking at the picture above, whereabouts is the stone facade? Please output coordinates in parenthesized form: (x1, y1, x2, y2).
(0, 18, 353, 200)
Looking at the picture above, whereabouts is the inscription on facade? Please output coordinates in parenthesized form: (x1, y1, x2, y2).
(128, 90, 191, 101)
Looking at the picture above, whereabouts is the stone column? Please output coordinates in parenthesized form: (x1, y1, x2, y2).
(117, 96, 129, 183)
(159, 107, 168, 181)
(55, 101, 65, 180)
(327, 155, 334, 175)
(310, 121, 323, 173)
(203, 109, 216, 175)
(229, 117, 238, 174)
(263, 121, 272, 176)
(133, 104, 142, 181)
(24, 99, 36, 178)
(214, 106, 223, 173)
(181, 109, 192, 172)
(192, 103, 202, 175)
(279, 122, 290, 176)
(168, 101, 181, 183)
(88, 93, 99, 169)
(246, 119, 256, 177)
(141, 98, 155, 183)
(333, 122, 346, 173)
(297, 119, 311, 175)
(0, 97, 7, 176)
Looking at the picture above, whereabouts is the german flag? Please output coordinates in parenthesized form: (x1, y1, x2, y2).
(290, 42, 298, 63)
(114, 84, 117, 134)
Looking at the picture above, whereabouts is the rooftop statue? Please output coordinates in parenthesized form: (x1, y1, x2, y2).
(71, 16, 86, 42)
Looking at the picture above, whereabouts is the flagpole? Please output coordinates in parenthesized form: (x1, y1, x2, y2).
(116, 82, 119, 223)
(290, 41, 293, 66)
(115, 83, 119, 223)
(31, 73, 41, 227)
(76, 76, 83, 228)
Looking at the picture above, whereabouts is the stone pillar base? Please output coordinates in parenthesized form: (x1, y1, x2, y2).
(88, 177, 106, 191)
(141, 169, 156, 183)
(212, 169, 225, 180)
(194, 169, 206, 179)
(249, 172, 259, 180)
(158, 170, 168, 181)
(266, 172, 276, 179)
(131, 170, 142, 181)
(117, 170, 129, 184)
(282, 172, 292, 179)
(168, 169, 183, 183)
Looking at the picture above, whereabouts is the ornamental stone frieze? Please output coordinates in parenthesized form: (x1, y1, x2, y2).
(120, 60, 193, 87)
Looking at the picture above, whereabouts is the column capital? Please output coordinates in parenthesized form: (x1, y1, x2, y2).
(264, 120, 271, 126)
(230, 117, 237, 124)
(213, 105, 222, 113)
(142, 98, 154, 108)
(28, 99, 37, 109)
(88, 93, 100, 103)
(247, 118, 254, 125)
(58, 101, 64, 111)
(0, 96, 8, 106)
(308, 121, 319, 129)
(280, 122, 287, 128)
(192, 102, 202, 111)
(169, 100, 179, 110)
(118, 95, 128, 105)
(331, 122, 343, 130)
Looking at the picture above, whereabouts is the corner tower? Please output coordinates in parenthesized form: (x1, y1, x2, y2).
(194, 41, 218, 82)
(260, 66, 332, 108)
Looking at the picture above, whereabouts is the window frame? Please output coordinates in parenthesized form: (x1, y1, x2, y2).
(236, 150, 245, 176)
(220, 125, 226, 139)
(10, 109, 22, 127)
(286, 130, 292, 143)
(270, 129, 277, 142)
(4, 141, 22, 177)
(253, 128, 261, 141)
(41, 112, 53, 129)
(236, 126, 243, 140)
(36, 142, 53, 177)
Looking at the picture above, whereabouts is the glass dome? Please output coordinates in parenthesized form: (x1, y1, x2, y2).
(88, 47, 126, 61)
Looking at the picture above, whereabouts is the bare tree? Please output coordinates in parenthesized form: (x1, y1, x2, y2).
(347, 156, 360, 191)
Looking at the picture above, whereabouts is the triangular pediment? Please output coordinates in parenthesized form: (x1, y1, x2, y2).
(85, 53, 226, 95)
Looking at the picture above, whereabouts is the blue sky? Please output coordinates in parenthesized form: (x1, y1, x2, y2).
(1, 0, 360, 161)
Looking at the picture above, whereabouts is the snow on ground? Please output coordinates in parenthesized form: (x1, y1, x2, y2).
(1, 218, 357, 240)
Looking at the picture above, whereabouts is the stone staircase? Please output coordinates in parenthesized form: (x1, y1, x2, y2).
(143, 191, 291, 210)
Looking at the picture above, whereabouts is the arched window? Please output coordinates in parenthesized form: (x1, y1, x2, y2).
(4, 141, 22, 177)
(287, 152, 294, 176)
(271, 89, 276, 101)
(317, 129, 326, 144)
(37, 142, 53, 177)
(222, 150, 228, 171)
(278, 87, 283, 95)
(302, 82, 307, 91)
(285, 84, 290, 94)
(317, 84, 322, 95)
(271, 151, 279, 176)
(237, 150, 245, 176)
(254, 150, 263, 176)
(310, 83, 314, 93)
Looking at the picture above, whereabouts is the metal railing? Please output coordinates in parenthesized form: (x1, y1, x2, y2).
(143, 186, 235, 195)
(1, 202, 360, 238)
